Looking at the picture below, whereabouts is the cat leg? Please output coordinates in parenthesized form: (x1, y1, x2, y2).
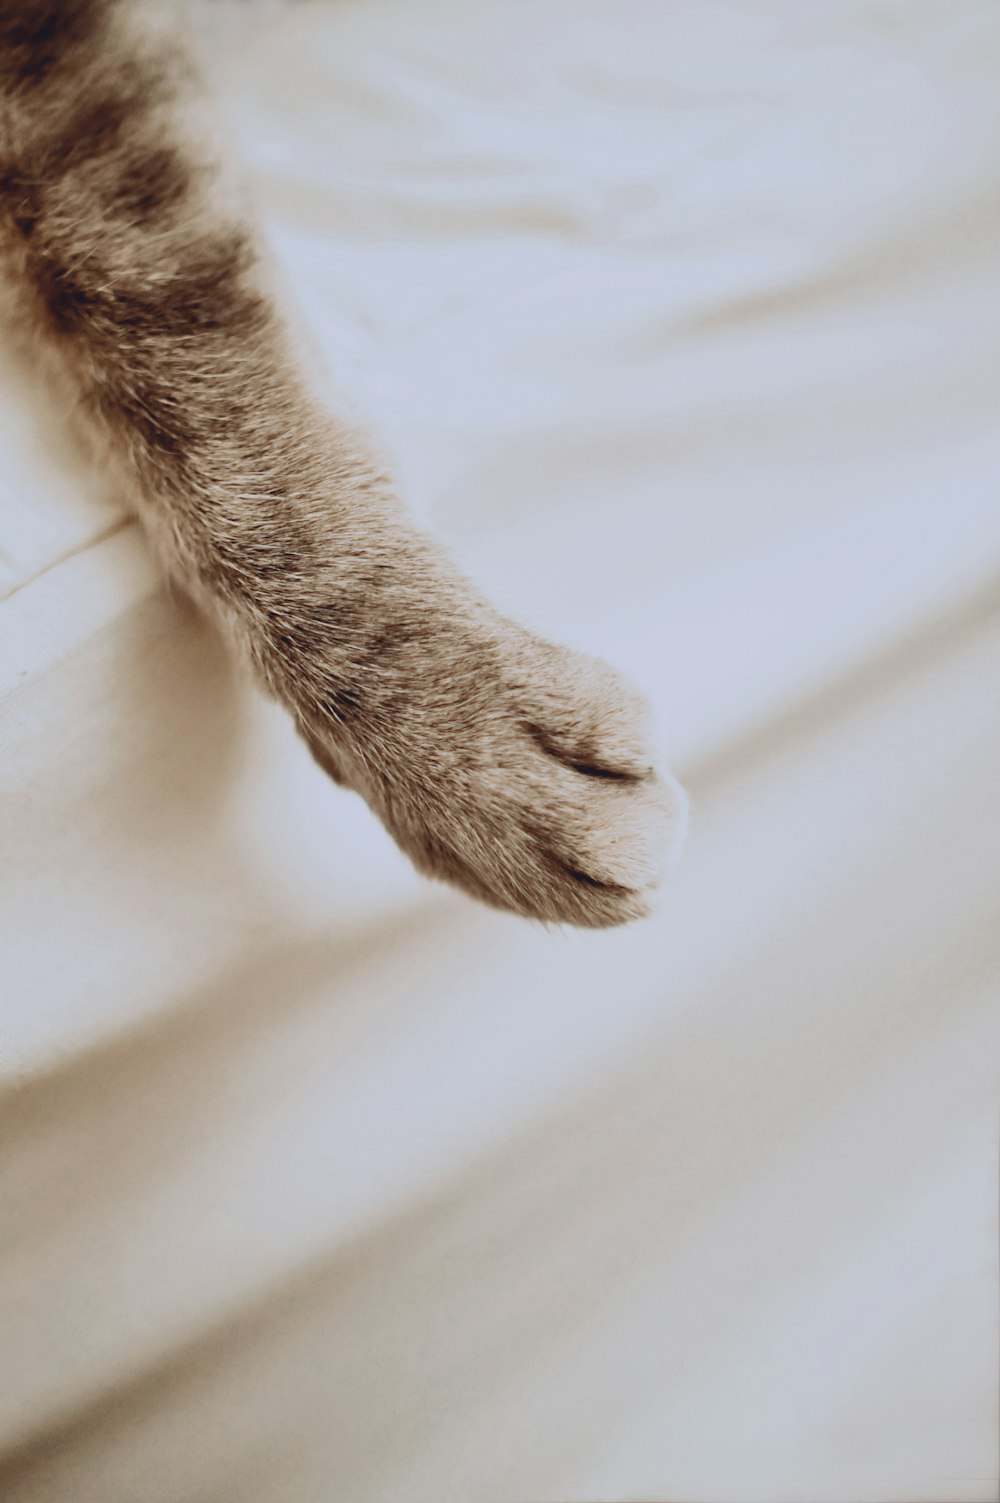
(0, 0, 686, 926)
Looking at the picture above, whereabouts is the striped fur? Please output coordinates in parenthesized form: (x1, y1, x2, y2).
(0, 0, 684, 926)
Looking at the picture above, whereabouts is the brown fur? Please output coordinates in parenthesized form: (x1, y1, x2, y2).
(0, 0, 685, 926)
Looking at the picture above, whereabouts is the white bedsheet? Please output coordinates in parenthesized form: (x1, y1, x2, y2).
(1, 2, 998, 1498)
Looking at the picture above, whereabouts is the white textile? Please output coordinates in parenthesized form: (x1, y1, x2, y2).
(1, 3, 998, 1498)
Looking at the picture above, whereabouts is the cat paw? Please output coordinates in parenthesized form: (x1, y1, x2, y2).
(303, 619, 687, 928)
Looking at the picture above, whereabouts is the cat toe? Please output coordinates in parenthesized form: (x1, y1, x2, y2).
(522, 760, 688, 928)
